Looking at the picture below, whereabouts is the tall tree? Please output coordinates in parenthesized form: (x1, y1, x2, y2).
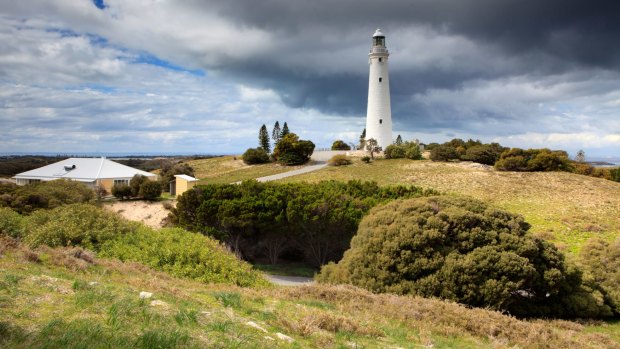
(272, 121, 281, 144)
(395, 134, 403, 145)
(280, 122, 290, 137)
(359, 128, 366, 150)
(259, 124, 270, 153)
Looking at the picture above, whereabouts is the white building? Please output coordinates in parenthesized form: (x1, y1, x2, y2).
(13, 157, 157, 192)
(365, 28, 393, 150)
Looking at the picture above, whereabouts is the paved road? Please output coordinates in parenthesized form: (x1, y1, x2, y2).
(265, 274, 315, 286)
(254, 150, 347, 182)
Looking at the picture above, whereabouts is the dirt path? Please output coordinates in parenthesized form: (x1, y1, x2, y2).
(103, 200, 173, 229)
(264, 275, 315, 286)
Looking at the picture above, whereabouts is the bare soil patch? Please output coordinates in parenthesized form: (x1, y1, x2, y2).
(103, 200, 173, 229)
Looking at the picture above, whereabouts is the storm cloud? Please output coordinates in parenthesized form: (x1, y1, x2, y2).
(0, 0, 619, 156)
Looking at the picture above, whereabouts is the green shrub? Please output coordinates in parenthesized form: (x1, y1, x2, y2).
(129, 175, 149, 197)
(331, 140, 351, 151)
(273, 133, 315, 165)
(24, 204, 139, 250)
(139, 181, 162, 200)
(361, 156, 371, 163)
(461, 144, 505, 165)
(111, 184, 132, 200)
(385, 142, 422, 160)
(327, 155, 352, 166)
(430, 145, 459, 161)
(99, 227, 268, 287)
(242, 148, 270, 165)
(580, 238, 620, 314)
(1, 179, 94, 214)
(317, 196, 613, 318)
(495, 148, 573, 172)
(0, 207, 25, 238)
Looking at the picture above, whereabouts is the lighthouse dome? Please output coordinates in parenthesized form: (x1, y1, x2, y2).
(373, 28, 385, 37)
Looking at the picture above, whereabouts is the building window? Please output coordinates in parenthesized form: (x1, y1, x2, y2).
(114, 179, 129, 186)
(379, 119, 383, 124)
(379, 77, 382, 82)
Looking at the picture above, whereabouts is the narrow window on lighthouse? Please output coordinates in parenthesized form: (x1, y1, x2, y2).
(379, 119, 383, 124)
(379, 58, 382, 62)
(379, 77, 382, 82)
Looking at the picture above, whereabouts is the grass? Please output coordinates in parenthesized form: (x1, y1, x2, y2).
(187, 156, 302, 184)
(279, 158, 620, 255)
(1, 238, 619, 348)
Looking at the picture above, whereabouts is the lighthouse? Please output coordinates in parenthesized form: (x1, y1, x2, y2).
(365, 28, 392, 150)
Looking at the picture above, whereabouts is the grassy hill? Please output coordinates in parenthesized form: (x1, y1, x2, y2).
(1, 237, 619, 348)
(188, 156, 303, 184)
(277, 158, 620, 255)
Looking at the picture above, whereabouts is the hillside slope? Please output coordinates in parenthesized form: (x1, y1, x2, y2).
(280, 159, 620, 253)
(1, 238, 619, 348)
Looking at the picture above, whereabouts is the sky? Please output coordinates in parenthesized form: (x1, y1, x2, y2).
(1, 0, 619, 158)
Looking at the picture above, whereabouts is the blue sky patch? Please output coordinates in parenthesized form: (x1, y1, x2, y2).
(92, 0, 106, 10)
(134, 54, 205, 76)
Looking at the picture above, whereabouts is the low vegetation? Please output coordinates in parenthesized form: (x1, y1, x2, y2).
(3, 204, 266, 288)
(327, 154, 351, 166)
(188, 156, 297, 184)
(280, 159, 620, 254)
(241, 147, 270, 165)
(495, 148, 573, 172)
(318, 196, 615, 318)
(112, 174, 162, 200)
(0, 179, 94, 214)
(173, 180, 437, 266)
(1, 238, 619, 348)
(384, 141, 423, 160)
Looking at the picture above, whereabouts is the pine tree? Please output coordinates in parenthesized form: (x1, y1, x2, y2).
(359, 128, 366, 150)
(280, 122, 290, 137)
(395, 134, 403, 145)
(259, 124, 270, 153)
(272, 121, 281, 144)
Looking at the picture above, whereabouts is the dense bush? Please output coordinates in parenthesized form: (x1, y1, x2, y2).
(331, 140, 351, 151)
(24, 204, 139, 250)
(430, 144, 460, 161)
(495, 148, 573, 172)
(361, 156, 371, 163)
(384, 142, 422, 160)
(0, 179, 94, 214)
(580, 238, 620, 314)
(173, 180, 436, 266)
(573, 163, 620, 182)
(138, 180, 162, 200)
(318, 196, 613, 318)
(242, 147, 270, 164)
(129, 174, 149, 197)
(273, 133, 315, 165)
(327, 155, 352, 166)
(111, 184, 132, 200)
(461, 144, 506, 165)
(99, 227, 268, 287)
(0, 207, 25, 238)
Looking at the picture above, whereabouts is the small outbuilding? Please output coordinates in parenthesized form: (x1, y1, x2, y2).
(13, 157, 157, 193)
(170, 174, 199, 196)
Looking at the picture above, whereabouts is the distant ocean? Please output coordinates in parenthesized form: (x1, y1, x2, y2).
(588, 157, 620, 167)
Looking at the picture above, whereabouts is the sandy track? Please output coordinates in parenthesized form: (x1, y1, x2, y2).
(104, 200, 173, 229)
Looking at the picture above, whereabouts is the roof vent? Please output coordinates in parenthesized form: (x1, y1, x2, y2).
(64, 165, 76, 171)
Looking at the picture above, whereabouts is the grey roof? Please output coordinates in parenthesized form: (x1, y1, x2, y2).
(13, 157, 156, 182)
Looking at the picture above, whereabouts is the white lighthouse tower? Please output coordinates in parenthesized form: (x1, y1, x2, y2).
(365, 28, 392, 150)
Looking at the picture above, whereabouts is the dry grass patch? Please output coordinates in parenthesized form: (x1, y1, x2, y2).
(187, 155, 301, 184)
